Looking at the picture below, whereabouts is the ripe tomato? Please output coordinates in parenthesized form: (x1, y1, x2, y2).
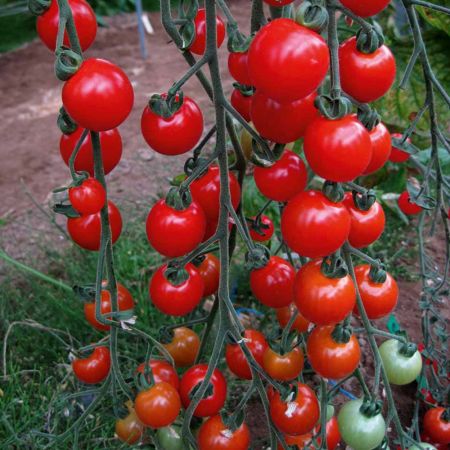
(264, 0, 295, 5)
(276, 304, 310, 333)
(254, 150, 307, 202)
(228, 51, 251, 86)
(69, 177, 106, 215)
(307, 325, 361, 379)
(62, 58, 134, 132)
(398, 191, 422, 215)
(196, 253, 220, 296)
(324, 416, 341, 450)
(198, 415, 251, 450)
(179, 364, 227, 418)
(339, 0, 390, 17)
(134, 382, 181, 428)
(250, 256, 296, 308)
(36, 0, 97, 51)
(248, 18, 329, 102)
(231, 88, 252, 122)
(146, 199, 206, 258)
(188, 8, 225, 55)
(248, 215, 274, 242)
(225, 329, 268, 380)
(190, 165, 241, 221)
(250, 91, 318, 144)
(270, 383, 320, 435)
(115, 402, 144, 444)
(389, 133, 411, 163)
(67, 200, 122, 251)
(263, 346, 304, 382)
(149, 263, 204, 316)
(136, 360, 179, 390)
(364, 122, 392, 174)
(141, 95, 204, 155)
(84, 282, 134, 331)
(304, 115, 372, 182)
(72, 346, 111, 384)
(163, 327, 200, 367)
(343, 192, 386, 248)
(60, 127, 122, 176)
(277, 433, 312, 450)
(354, 264, 398, 319)
(423, 407, 450, 445)
(339, 37, 396, 103)
(281, 191, 351, 258)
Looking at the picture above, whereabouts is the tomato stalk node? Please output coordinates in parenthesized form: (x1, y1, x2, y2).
(27, 0, 50, 15)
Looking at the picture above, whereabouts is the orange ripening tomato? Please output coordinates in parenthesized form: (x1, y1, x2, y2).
(276, 304, 310, 333)
(163, 327, 200, 368)
(196, 253, 220, 297)
(263, 346, 304, 382)
(115, 401, 144, 444)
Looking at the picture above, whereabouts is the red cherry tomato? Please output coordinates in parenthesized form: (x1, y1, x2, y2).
(141, 95, 204, 155)
(188, 8, 225, 55)
(62, 58, 134, 132)
(69, 177, 106, 215)
(354, 264, 398, 319)
(307, 325, 361, 379)
(398, 191, 422, 215)
(225, 329, 268, 380)
(276, 304, 310, 333)
(277, 433, 312, 450)
(163, 327, 200, 368)
(36, 0, 97, 51)
(324, 416, 341, 450)
(343, 192, 386, 248)
(149, 263, 204, 316)
(339, 37, 396, 103)
(248, 215, 275, 242)
(250, 91, 318, 144)
(228, 52, 251, 86)
(136, 360, 179, 390)
(339, 0, 390, 17)
(389, 133, 411, 163)
(179, 364, 227, 418)
(423, 407, 450, 444)
(231, 89, 252, 122)
(72, 346, 111, 384)
(364, 122, 392, 174)
(60, 127, 122, 176)
(196, 253, 220, 296)
(304, 115, 372, 182)
(281, 190, 351, 258)
(67, 200, 122, 251)
(254, 150, 307, 202)
(250, 256, 296, 308)
(263, 346, 304, 382)
(248, 19, 329, 102)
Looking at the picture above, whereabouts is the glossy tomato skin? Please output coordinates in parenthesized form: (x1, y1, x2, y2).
(134, 382, 181, 428)
(264, 0, 295, 5)
(196, 253, 220, 296)
(263, 347, 304, 382)
(141, 95, 204, 155)
(250, 256, 296, 308)
(60, 127, 122, 176)
(163, 327, 200, 367)
(231, 89, 252, 122)
(343, 192, 386, 248)
(228, 52, 251, 85)
(398, 190, 423, 215)
(36, 0, 97, 51)
(136, 360, 179, 390)
(354, 264, 398, 319)
(146, 199, 206, 258)
(62, 58, 134, 132)
(179, 364, 227, 418)
(157, 426, 183, 450)
(423, 407, 450, 444)
(389, 133, 411, 163)
(276, 304, 310, 333)
(339, 37, 396, 103)
(325, 416, 341, 450)
(282, 191, 351, 258)
(250, 91, 318, 144)
(364, 122, 392, 174)
(304, 115, 372, 182)
(339, 0, 390, 17)
(69, 177, 106, 215)
(149, 263, 204, 316)
(198, 415, 251, 450)
(72, 346, 111, 384)
(307, 325, 361, 379)
(67, 200, 122, 251)
(249, 215, 274, 242)
(248, 19, 329, 102)
(189, 8, 225, 55)
(225, 329, 268, 379)
(115, 404, 144, 444)
(254, 150, 307, 202)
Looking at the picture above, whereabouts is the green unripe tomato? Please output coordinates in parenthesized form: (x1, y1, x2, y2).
(408, 444, 437, 450)
(338, 398, 386, 450)
(379, 339, 422, 385)
(156, 425, 184, 450)
(326, 404, 335, 421)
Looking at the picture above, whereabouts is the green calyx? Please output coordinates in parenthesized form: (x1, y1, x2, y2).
(233, 82, 255, 97)
(27, 0, 50, 16)
(406, 183, 436, 210)
(221, 410, 245, 432)
(295, 1, 328, 32)
(369, 263, 387, 284)
(72, 284, 96, 302)
(331, 323, 353, 344)
(357, 107, 380, 132)
(189, 381, 214, 401)
(165, 187, 192, 211)
(315, 94, 352, 120)
(281, 383, 298, 403)
(399, 341, 418, 358)
(356, 25, 385, 54)
(164, 264, 190, 286)
(359, 397, 383, 417)
(149, 92, 184, 119)
(55, 48, 83, 81)
(57, 107, 78, 135)
(250, 142, 284, 168)
(321, 255, 348, 279)
(247, 216, 270, 237)
(158, 327, 175, 344)
(52, 202, 80, 218)
(352, 189, 376, 211)
(245, 245, 271, 270)
(227, 26, 251, 53)
(322, 181, 345, 203)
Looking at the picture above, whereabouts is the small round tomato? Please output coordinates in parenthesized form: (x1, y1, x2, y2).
(423, 407, 450, 445)
(324, 416, 341, 450)
(72, 346, 111, 384)
(157, 426, 183, 450)
(263, 346, 304, 382)
(60, 127, 122, 176)
(36, 0, 97, 51)
(270, 383, 320, 435)
(276, 304, 310, 333)
(339, 0, 390, 17)
(231, 88, 252, 122)
(354, 264, 398, 319)
(188, 8, 225, 55)
(141, 95, 204, 155)
(250, 91, 318, 144)
(190, 165, 241, 221)
(163, 327, 200, 367)
(249, 215, 274, 242)
(304, 115, 372, 182)
(339, 37, 396, 103)
(225, 329, 268, 380)
(62, 58, 134, 132)
(307, 325, 361, 379)
(398, 191, 422, 215)
(179, 364, 227, 418)
(67, 200, 122, 251)
(389, 133, 411, 163)
(196, 253, 220, 296)
(343, 192, 386, 248)
(281, 190, 351, 258)
(136, 359, 179, 390)
(254, 150, 307, 202)
(115, 402, 144, 444)
(250, 256, 296, 308)
(69, 177, 106, 215)
(149, 264, 204, 316)
(135, 382, 181, 428)
(248, 19, 329, 102)
(364, 122, 392, 174)
(146, 198, 206, 258)
(228, 51, 251, 85)
(294, 260, 356, 325)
